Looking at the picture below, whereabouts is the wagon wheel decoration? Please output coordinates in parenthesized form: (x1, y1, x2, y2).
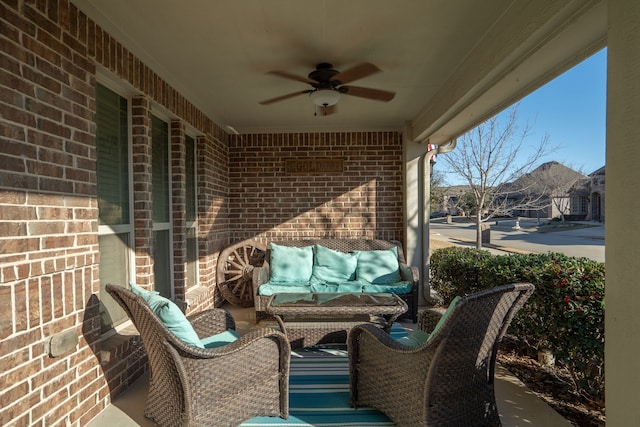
(216, 239, 266, 307)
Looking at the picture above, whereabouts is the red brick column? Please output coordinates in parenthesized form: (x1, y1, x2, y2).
(131, 96, 154, 288)
(171, 120, 187, 300)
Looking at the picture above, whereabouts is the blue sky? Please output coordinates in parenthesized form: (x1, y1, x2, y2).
(442, 48, 607, 185)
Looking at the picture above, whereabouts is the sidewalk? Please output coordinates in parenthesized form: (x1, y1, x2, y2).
(492, 218, 604, 239)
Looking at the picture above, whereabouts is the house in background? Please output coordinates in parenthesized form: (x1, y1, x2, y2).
(437, 161, 604, 222)
(588, 166, 605, 221)
(565, 165, 606, 222)
(508, 161, 588, 220)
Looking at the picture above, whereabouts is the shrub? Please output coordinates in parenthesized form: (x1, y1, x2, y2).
(429, 247, 493, 303)
(430, 247, 605, 402)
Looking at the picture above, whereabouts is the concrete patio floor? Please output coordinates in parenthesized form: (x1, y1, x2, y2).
(87, 303, 572, 427)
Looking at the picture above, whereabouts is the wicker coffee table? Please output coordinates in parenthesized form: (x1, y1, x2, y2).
(265, 292, 408, 349)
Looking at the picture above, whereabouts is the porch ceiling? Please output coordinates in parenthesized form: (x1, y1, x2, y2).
(74, 0, 606, 143)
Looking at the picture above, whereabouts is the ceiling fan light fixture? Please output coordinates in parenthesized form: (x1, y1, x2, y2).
(309, 89, 340, 107)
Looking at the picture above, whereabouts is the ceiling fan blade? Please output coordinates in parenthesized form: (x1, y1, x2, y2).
(267, 70, 317, 84)
(331, 62, 381, 84)
(342, 85, 395, 102)
(259, 90, 310, 105)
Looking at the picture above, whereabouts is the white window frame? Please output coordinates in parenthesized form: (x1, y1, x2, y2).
(96, 77, 136, 335)
(151, 112, 175, 299)
(185, 133, 199, 288)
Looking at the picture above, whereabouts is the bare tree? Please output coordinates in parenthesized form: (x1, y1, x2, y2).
(430, 169, 447, 212)
(440, 105, 552, 248)
(515, 161, 587, 223)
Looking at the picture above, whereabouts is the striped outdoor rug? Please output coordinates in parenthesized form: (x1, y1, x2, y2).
(240, 324, 409, 427)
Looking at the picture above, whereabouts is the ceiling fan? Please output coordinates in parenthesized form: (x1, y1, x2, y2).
(259, 62, 395, 115)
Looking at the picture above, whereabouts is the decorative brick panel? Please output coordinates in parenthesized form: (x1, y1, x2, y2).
(229, 132, 404, 243)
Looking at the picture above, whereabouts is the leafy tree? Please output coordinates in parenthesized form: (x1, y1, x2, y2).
(440, 105, 552, 248)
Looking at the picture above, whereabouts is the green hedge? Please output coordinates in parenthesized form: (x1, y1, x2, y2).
(430, 247, 605, 401)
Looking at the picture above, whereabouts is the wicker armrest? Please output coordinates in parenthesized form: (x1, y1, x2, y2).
(183, 326, 290, 358)
(349, 323, 412, 353)
(399, 264, 419, 287)
(187, 308, 236, 338)
(253, 261, 270, 293)
(417, 306, 447, 333)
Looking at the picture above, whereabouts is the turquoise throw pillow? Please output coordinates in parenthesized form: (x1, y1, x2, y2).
(312, 245, 358, 283)
(269, 243, 313, 283)
(427, 296, 462, 342)
(129, 281, 159, 302)
(355, 247, 401, 284)
(395, 296, 461, 347)
(144, 293, 205, 349)
(396, 329, 431, 347)
(200, 329, 240, 349)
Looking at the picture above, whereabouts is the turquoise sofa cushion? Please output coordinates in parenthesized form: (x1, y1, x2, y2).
(361, 280, 413, 294)
(269, 243, 314, 283)
(355, 247, 401, 284)
(309, 281, 364, 293)
(312, 244, 358, 283)
(200, 329, 240, 349)
(143, 293, 205, 349)
(258, 282, 312, 296)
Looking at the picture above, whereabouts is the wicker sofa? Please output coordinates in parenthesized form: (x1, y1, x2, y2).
(252, 239, 419, 323)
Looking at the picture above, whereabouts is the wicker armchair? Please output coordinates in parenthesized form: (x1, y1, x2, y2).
(105, 284, 291, 427)
(348, 282, 534, 427)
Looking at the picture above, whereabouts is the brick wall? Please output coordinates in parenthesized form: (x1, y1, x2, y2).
(0, 1, 229, 425)
(229, 132, 404, 243)
(0, 1, 406, 425)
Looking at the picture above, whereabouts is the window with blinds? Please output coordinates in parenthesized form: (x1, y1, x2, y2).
(97, 85, 130, 226)
(152, 116, 170, 224)
(152, 116, 173, 298)
(185, 135, 199, 287)
(96, 83, 132, 333)
(186, 135, 196, 223)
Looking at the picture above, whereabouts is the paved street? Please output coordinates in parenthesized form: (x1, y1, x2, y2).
(429, 217, 605, 262)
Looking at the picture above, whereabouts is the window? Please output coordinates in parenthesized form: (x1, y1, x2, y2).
(580, 196, 588, 214)
(96, 83, 133, 333)
(152, 116, 173, 298)
(571, 196, 588, 215)
(185, 135, 199, 288)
